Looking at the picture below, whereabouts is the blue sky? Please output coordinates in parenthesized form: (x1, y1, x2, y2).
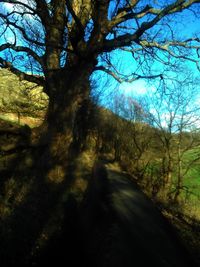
(93, 4, 200, 107)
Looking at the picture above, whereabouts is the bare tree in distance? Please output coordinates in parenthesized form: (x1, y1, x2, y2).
(0, 0, 199, 181)
(111, 91, 153, 174)
(146, 78, 200, 201)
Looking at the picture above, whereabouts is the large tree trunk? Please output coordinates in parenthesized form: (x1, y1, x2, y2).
(33, 62, 95, 182)
(0, 62, 96, 266)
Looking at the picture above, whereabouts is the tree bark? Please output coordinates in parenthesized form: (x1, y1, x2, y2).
(30, 61, 96, 183)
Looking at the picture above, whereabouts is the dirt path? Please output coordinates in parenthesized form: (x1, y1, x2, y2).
(81, 162, 196, 267)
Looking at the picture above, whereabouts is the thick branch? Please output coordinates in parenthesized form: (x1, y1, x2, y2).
(89, 0, 110, 44)
(103, 0, 200, 51)
(65, 0, 84, 33)
(115, 0, 200, 27)
(139, 38, 200, 50)
(34, 0, 50, 28)
(110, 5, 160, 28)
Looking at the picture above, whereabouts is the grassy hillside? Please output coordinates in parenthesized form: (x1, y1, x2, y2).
(0, 69, 48, 126)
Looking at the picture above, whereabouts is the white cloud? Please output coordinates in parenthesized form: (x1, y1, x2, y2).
(119, 80, 157, 98)
(119, 80, 147, 96)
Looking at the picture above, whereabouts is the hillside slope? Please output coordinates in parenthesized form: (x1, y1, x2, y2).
(0, 69, 48, 126)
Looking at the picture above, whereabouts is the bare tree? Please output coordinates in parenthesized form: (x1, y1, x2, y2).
(147, 78, 200, 201)
(173, 94, 200, 203)
(110, 92, 152, 170)
(0, 0, 199, 181)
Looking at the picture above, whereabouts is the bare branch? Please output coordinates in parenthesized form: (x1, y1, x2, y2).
(94, 65, 124, 83)
(0, 13, 45, 46)
(139, 38, 200, 50)
(115, 0, 200, 28)
(110, 5, 160, 28)
(0, 0, 35, 13)
(94, 65, 163, 83)
(7, 10, 35, 18)
(0, 43, 43, 66)
(138, 38, 200, 71)
(103, 0, 200, 51)
(0, 57, 45, 86)
(116, 0, 139, 15)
